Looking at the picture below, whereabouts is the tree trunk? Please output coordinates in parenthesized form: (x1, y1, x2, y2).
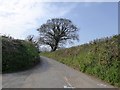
(51, 46, 57, 52)
(50, 40, 58, 52)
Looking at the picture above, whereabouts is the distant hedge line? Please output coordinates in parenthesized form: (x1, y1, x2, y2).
(2, 36, 40, 73)
(41, 34, 120, 87)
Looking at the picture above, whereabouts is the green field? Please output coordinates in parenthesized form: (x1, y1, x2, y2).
(41, 34, 120, 87)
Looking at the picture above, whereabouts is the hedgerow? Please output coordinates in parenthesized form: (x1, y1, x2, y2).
(2, 36, 40, 73)
(41, 34, 120, 87)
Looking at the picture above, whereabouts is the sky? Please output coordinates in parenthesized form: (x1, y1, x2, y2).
(0, 0, 118, 47)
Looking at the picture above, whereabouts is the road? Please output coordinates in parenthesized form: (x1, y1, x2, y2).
(2, 56, 114, 88)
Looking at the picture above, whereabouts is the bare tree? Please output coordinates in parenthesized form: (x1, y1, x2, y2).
(37, 18, 79, 52)
(26, 35, 34, 42)
(26, 35, 40, 51)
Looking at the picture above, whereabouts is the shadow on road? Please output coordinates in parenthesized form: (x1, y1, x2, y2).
(2, 56, 51, 76)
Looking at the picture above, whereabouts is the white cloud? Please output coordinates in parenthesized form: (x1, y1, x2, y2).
(0, 0, 118, 39)
(0, 0, 76, 39)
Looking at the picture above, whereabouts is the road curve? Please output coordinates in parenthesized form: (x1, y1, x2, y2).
(2, 56, 114, 88)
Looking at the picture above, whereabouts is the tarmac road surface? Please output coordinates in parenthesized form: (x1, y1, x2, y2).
(2, 56, 114, 88)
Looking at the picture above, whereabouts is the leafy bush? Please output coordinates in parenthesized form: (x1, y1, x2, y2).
(2, 36, 40, 73)
(41, 34, 120, 87)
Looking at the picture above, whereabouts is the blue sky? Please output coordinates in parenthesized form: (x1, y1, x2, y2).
(0, 1, 118, 47)
(64, 2, 118, 45)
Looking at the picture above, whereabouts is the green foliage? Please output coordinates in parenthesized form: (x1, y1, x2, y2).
(2, 36, 40, 73)
(41, 34, 120, 87)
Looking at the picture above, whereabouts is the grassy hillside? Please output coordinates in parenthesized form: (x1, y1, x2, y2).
(41, 34, 120, 87)
(2, 36, 40, 73)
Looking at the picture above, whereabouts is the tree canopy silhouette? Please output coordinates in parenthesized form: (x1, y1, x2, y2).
(37, 18, 79, 51)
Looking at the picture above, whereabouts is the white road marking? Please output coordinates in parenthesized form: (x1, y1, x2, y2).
(97, 83, 107, 87)
(64, 85, 75, 88)
(64, 77, 72, 87)
(64, 77, 75, 88)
